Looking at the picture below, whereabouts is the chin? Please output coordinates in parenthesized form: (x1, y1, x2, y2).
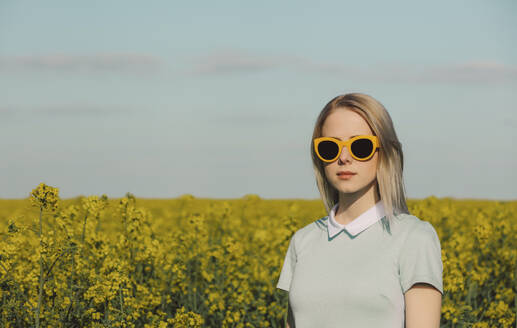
(333, 181, 357, 192)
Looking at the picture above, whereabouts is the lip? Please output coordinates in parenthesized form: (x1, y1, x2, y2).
(337, 171, 356, 175)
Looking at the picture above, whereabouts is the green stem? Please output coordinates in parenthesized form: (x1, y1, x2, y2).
(119, 283, 125, 319)
(35, 206, 44, 328)
(81, 213, 88, 245)
(66, 246, 75, 323)
(81, 213, 88, 262)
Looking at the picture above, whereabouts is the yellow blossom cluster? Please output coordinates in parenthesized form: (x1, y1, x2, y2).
(29, 182, 59, 211)
(0, 189, 515, 327)
(81, 194, 108, 217)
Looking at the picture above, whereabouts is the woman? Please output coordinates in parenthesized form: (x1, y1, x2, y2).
(276, 93, 443, 328)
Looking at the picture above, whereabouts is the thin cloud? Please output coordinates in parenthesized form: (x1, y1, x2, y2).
(187, 49, 288, 75)
(0, 53, 163, 73)
(0, 104, 138, 119)
(416, 61, 517, 83)
(187, 49, 517, 83)
(205, 111, 292, 126)
(187, 49, 354, 76)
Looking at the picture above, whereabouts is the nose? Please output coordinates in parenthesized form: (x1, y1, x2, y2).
(338, 146, 352, 163)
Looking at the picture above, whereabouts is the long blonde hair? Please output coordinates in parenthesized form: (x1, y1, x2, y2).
(311, 93, 409, 227)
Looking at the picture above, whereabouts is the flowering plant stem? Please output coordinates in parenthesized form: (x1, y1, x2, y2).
(35, 206, 43, 328)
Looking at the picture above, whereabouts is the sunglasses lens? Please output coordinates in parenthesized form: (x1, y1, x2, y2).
(351, 138, 374, 159)
(317, 140, 339, 160)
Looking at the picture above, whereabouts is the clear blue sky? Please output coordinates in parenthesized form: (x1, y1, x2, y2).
(1, 0, 516, 200)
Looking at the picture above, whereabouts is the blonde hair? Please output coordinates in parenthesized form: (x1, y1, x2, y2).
(311, 93, 409, 228)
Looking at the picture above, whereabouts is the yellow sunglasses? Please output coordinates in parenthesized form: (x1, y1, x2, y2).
(313, 135, 380, 162)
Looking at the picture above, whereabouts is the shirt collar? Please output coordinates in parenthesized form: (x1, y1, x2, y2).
(327, 200, 386, 238)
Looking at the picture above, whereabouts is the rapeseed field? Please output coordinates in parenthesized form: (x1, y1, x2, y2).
(0, 183, 515, 327)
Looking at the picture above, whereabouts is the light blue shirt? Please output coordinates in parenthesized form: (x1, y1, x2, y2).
(276, 202, 443, 328)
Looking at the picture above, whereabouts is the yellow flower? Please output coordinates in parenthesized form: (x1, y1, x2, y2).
(82, 195, 108, 216)
(29, 182, 59, 211)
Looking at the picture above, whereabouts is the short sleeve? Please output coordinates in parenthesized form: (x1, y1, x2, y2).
(276, 233, 297, 292)
(399, 221, 443, 295)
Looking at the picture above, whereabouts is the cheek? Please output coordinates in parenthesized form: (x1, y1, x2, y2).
(360, 158, 378, 177)
(368, 157, 379, 176)
(323, 165, 334, 178)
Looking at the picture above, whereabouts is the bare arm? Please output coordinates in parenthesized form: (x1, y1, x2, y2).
(405, 283, 442, 328)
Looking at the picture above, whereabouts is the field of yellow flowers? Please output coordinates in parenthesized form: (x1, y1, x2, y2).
(0, 183, 515, 327)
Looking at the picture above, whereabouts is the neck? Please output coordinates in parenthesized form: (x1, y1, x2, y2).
(334, 179, 380, 225)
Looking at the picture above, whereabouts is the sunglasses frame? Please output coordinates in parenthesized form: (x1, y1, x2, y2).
(313, 135, 380, 162)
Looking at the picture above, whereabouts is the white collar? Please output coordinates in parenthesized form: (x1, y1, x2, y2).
(327, 200, 386, 238)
